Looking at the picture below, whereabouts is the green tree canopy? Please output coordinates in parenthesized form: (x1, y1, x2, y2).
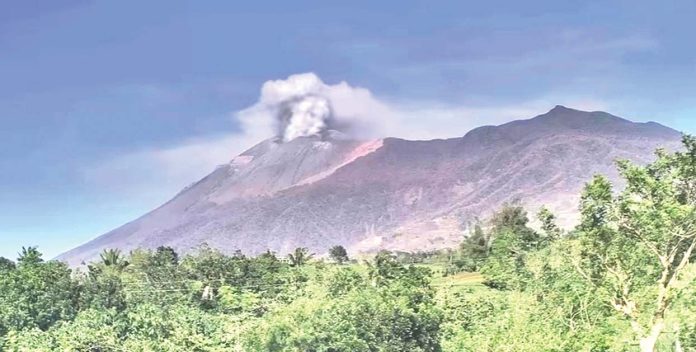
(480, 204, 541, 290)
(17, 246, 43, 267)
(329, 245, 349, 264)
(0, 257, 15, 271)
(0, 250, 76, 335)
(576, 135, 696, 351)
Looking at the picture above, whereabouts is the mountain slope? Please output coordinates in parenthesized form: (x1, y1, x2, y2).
(58, 106, 682, 265)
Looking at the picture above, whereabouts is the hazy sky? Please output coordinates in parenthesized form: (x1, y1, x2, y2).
(1, 0, 695, 260)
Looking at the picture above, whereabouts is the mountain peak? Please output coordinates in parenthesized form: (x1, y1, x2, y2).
(544, 104, 595, 116)
(460, 105, 680, 151)
(537, 104, 627, 126)
(550, 104, 572, 112)
(531, 105, 680, 139)
(545, 104, 601, 116)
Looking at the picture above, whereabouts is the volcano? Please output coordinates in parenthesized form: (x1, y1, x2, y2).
(58, 106, 683, 265)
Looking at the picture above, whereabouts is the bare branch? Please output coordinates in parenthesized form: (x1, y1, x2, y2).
(620, 219, 667, 267)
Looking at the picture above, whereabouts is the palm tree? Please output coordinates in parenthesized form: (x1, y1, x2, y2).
(287, 247, 314, 267)
(17, 246, 43, 266)
(99, 249, 129, 271)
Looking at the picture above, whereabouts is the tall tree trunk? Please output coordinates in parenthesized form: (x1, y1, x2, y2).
(675, 323, 684, 352)
(639, 319, 665, 352)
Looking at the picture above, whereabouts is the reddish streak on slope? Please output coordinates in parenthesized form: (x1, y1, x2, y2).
(298, 139, 384, 185)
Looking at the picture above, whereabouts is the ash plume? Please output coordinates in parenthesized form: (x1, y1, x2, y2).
(275, 95, 335, 142)
(257, 73, 359, 142)
(236, 72, 398, 144)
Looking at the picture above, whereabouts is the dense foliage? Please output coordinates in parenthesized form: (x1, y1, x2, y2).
(0, 246, 442, 351)
(1, 136, 694, 351)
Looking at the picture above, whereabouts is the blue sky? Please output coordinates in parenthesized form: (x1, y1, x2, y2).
(1, 0, 695, 260)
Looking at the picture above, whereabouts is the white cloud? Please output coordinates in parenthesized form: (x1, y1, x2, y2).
(82, 134, 254, 205)
(83, 73, 608, 205)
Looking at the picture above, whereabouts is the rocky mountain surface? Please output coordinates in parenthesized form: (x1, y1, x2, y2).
(58, 106, 683, 265)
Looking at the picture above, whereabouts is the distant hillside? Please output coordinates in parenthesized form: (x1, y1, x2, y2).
(58, 106, 682, 265)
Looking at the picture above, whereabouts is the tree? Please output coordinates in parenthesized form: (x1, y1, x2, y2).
(575, 135, 696, 352)
(366, 251, 403, 286)
(80, 270, 127, 311)
(244, 288, 442, 352)
(244, 257, 441, 352)
(0, 257, 15, 271)
(326, 267, 365, 296)
(81, 250, 129, 312)
(153, 246, 179, 266)
(537, 206, 562, 241)
(490, 204, 542, 251)
(0, 253, 77, 334)
(329, 245, 349, 264)
(288, 248, 314, 267)
(99, 248, 129, 271)
(17, 246, 43, 266)
(458, 223, 490, 271)
(480, 204, 541, 290)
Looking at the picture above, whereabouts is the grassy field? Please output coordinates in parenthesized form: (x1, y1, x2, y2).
(414, 263, 487, 297)
(341, 261, 486, 293)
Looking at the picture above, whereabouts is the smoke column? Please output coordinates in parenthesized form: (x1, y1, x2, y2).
(276, 95, 333, 142)
(258, 73, 343, 142)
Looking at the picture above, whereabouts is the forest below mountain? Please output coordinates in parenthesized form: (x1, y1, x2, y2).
(1, 136, 695, 352)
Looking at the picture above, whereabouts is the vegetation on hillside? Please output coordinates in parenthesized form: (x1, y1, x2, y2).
(1, 136, 694, 351)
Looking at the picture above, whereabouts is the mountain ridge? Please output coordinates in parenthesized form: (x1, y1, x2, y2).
(58, 106, 683, 265)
